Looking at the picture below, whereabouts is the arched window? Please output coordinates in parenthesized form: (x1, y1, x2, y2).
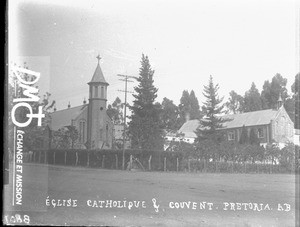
(101, 86, 104, 98)
(94, 86, 98, 98)
(281, 116, 286, 134)
(79, 120, 86, 143)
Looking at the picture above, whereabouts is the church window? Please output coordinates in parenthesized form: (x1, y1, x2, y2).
(101, 86, 104, 98)
(280, 116, 286, 135)
(79, 120, 86, 143)
(228, 131, 235, 141)
(95, 86, 98, 97)
(258, 128, 264, 138)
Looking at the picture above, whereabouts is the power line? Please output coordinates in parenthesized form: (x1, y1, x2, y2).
(117, 74, 136, 170)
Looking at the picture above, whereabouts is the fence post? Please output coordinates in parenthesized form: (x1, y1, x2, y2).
(176, 157, 179, 172)
(44, 151, 47, 164)
(188, 159, 191, 172)
(87, 151, 90, 167)
(64, 151, 67, 165)
(203, 160, 206, 173)
(130, 155, 133, 170)
(115, 154, 118, 169)
(215, 161, 218, 173)
(244, 162, 246, 173)
(75, 151, 78, 166)
(148, 155, 152, 171)
(53, 151, 56, 165)
(102, 155, 105, 168)
(39, 151, 42, 163)
(164, 157, 167, 172)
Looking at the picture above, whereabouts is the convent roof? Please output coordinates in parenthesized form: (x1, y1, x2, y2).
(178, 108, 281, 138)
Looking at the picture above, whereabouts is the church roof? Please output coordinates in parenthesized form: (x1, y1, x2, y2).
(49, 104, 88, 131)
(221, 109, 278, 129)
(178, 119, 200, 138)
(89, 62, 109, 85)
(178, 108, 281, 138)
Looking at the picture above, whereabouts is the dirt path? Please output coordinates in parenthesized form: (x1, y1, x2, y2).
(3, 163, 297, 226)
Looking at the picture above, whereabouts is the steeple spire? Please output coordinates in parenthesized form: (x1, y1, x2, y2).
(96, 54, 101, 64)
(88, 54, 109, 85)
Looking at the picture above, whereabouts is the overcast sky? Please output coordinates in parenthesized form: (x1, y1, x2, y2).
(9, 0, 299, 111)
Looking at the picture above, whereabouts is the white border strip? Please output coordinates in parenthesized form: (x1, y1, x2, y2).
(12, 126, 16, 206)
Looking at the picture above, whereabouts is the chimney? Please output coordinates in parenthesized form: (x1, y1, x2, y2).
(68, 102, 71, 108)
(83, 97, 87, 104)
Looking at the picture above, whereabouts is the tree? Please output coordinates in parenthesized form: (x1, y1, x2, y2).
(226, 90, 244, 114)
(261, 73, 288, 110)
(107, 97, 123, 124)
(52, 126, 79, 149)
(195, 75, 227, 143)
(177, 90, 201, 128)
(128, 54, 164, 150)
(243, 82, 262, 112)
(161, 97, 179, 132)
(292, 73, 300, 129)
(189, 90, 201, 119)
(178, 90, 191, 127)
(239, 125, 248, 144)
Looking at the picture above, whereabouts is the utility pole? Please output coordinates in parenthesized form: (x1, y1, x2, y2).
(117, 74, 135, 170)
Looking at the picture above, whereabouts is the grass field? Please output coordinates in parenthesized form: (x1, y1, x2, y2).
(3, 163, 297, 226)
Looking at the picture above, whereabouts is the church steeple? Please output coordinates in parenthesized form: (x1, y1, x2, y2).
(86, 55, 110, 149)
(88, 54, 109, 85)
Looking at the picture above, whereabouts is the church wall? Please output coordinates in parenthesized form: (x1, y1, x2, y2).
(273, 108, 294, 143)
(74, 107, 88, 147)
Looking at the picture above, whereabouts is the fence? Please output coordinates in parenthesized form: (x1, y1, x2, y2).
(26, 149, 296, 174)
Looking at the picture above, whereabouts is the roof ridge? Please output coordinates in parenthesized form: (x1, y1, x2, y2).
(50, 104, 87, 113)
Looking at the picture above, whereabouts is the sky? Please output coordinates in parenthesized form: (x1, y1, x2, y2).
(9, 0, 300, 111)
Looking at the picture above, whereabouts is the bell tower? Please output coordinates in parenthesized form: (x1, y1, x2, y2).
(86, 55, 109, 149)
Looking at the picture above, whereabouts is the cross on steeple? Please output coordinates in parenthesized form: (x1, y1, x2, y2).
(96, 54, 101, 64)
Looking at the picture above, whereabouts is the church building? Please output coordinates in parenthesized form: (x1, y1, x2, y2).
(166, 97, 295, 149)
(49, 56, 113, 149)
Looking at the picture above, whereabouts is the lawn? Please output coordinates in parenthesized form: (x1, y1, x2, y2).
(3, 163, 297, 226)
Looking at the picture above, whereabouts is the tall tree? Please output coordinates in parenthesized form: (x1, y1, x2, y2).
(189, 90, 201, 119)
(128, 54, 164, 150)
(178, 90, 191, 127)
(178, 90, 201, 127)
(195, 75, 227, 142)
(161, 97, 179, 132)
(107, 97, 123, 124)
(261, 73, 288, 109)
(292, 73, 300, 129)
(226, 90, 244, 114)
(243, 82, 262, 112)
